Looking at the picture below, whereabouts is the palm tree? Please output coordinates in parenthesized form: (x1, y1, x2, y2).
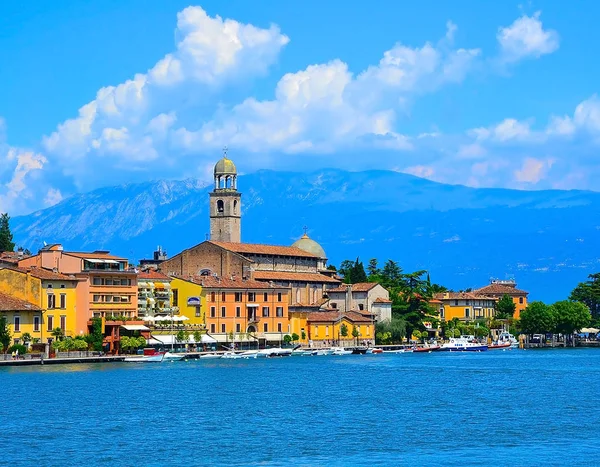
(21, 332, 32, 347)
(51, 327, 64, 341)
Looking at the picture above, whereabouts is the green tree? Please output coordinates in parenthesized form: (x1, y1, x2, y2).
(552, 300, 590, 345)
(367, 258, 380, 277)
(474, 326, 490, 338)
(351, 325, 360, 344)
(520, 301, 555, 335)
(339, 260, 355, 282)
(570, 273, 600, 318)
(393, 270, 439, 339)
(0, 316, 12, 352)
(326, 264, 337, 272)
(0, 213, 15, 253)
(176, 330, 190, 343)
(21, 332, 32, 346)
(193, 330, 203, 345)
(8, 343, 27, 355)
(283, 334, 292, 345)
(381, 260, 402, 288)
(51, 327, 64, 341)
(291, 332, 300, 343)
(84, 317, 104, 351)
(495, 294, 516, 319)
(340, 323, 348, 337)
(301, 330, 306, 340)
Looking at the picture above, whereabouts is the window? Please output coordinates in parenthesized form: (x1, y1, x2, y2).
(315, 325, 318, 335)
(34, 316, 40, 332)
(262, 306, 270, 317)
(217, 199, 224, 213)
(172, 289, 178, 307)
(519, 297, 524, 304)
(358, 303, 364, 311)
(221, 323, 226, 333)
(236, 323, 241, 333)
(248, 292, 256, 302)
(60, 294, 66, 309)
(331, 302, 337, 309)
(440, 308, 444, 318)
(14, 316, 20, 332)
(263, 323, 268, 332)
(92, 277, 102, 285)
(263, 292, 268, 302)
(93, 295, 101, 303)
(277, 292, 282, 302)
(210, 324, 216, 333)
(454, 300, 459, 306)
(277, 323, 282, 333)
(47, 294, 56, 309)
(221, 306, 226, 318)
(236, 306, 241, 318)
(60, 316, 66, 331)
(465, 308, 470, 318)
(47, 315, 54, 332)
(195, 307, 201, 317)
(222, 292, 226, 302)
(235, 292, 242, 302)
(276, 307, 283, 317)
(210, 306, 216, 318)
(210, 292, 216, 302)
(325, 326, 329, 336)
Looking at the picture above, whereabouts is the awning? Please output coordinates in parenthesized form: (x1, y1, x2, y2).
(246, 304, 259, 308)
(148, 334, 216, 345)
(154, 282, 165, 289)
(121, 325, 150, 331)
(580, 327, 599, 333)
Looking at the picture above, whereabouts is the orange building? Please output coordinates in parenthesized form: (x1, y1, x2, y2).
(19, 244, 138, 334)
(473, 280, 529, 319)
(195, 275, 291, 347)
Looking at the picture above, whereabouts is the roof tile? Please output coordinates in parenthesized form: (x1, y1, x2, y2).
(0, 292, 42, 312)
(253, 271, 340, 284)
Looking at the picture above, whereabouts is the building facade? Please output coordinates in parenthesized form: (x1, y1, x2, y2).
(306, 311, 374, 347)
(0, 292, 43, 347)
(137, 270, 174, 318)
(434, 292, 497, 322)
(326, 282, 392, 322)
(473, 280, 529, 319)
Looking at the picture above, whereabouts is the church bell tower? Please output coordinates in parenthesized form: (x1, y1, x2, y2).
(209, 148, 241, 243)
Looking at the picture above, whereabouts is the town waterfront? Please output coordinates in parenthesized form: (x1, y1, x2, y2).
(2, 349, 600, 466)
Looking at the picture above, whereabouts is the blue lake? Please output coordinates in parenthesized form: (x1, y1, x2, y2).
(2, 349, 600, 466)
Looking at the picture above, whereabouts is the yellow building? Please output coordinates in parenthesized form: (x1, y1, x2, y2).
(433, 292, 497, 322)
(289, 311, 309, 344)
(170, 276, 204, 327)
(138, 270, 175, 318)
(306, 311, 374, 347)
(0, 267, 80, 344)
(473, 280, 529, 320)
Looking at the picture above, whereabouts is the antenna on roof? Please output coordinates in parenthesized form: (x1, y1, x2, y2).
(223, 145, 228, 157)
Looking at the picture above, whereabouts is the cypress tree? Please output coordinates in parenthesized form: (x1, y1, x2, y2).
(0, 213, 15, 253)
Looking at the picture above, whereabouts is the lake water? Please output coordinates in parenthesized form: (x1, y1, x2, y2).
(2, 349, 600, 466)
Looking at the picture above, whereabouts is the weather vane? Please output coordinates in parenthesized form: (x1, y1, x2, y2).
(223, 145, 228, 157)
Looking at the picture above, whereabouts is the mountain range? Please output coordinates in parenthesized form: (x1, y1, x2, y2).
(11, 169, 600, 302)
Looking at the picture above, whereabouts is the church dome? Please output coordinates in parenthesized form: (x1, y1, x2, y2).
(292, 233, 326, 258)
(214, 157, 237, 176)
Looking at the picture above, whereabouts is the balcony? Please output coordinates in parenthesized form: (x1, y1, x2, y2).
(247, 315, 260, 324)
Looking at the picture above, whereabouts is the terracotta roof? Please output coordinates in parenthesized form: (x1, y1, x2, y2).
(373, 298, 392, 303)
(0, 252, 27, 264)
(138, 270, 170, 280)
(0, 292, 42, 312)
(1, 266, 77, 281)
(434, 292, 496, 301)
(474, 283, 528, 296)
(189, 275, 290, 290)
(307, 311, 373, 324)
(290, 297, 330, 308)
(66, 251, 127, 260)
(209, 241, 319, 258)
(253, 271, 340, 284)
(327, 282, 379, 293)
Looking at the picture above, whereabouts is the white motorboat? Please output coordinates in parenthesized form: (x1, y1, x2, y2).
(331, 347, 353, 355)
(383, 348, 412, 354)
(199, 352, 221, 359)
(498, 331, 519, 348)
(163, 352, 185, 361)
(239, 350, 258, 359)
(440, 337, 488, 352)
(123, 352, 164, 363)
(221, 351, 243, 359)
(314, 348, 334, 356)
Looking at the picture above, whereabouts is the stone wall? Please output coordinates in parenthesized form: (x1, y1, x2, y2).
(160, 242, 251, 278)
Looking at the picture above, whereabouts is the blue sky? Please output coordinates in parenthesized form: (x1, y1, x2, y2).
(1, 0, 599, 215)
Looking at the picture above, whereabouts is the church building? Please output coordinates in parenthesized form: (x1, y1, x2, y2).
(160, 151, 341, 312)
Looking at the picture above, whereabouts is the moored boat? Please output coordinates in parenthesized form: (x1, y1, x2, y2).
(366, 348, 383, 354)
(123, 352, 164, 363)
(163, 351, 185, 361)
(440, 338, 488, 352)
(413, 345, 441, 353)
(199, 352, 222, 359)
(331, 347, 353, 355)
(488, 342, 512, 350)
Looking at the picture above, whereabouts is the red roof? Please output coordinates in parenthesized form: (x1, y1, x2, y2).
(474, 283, 528, 296)
(434, 292, 496, 300)
(189, 275, 290, 290)
(209, 241, 319, 259)
(307, 311, 373, 324)
(253, 271, 340, 284)
(0, 292, 42, 312)
(327, 282, 379, 293)
(138, 270, 170, 280)
(373, 298, 392, 303)
(1, 266, 77, 281)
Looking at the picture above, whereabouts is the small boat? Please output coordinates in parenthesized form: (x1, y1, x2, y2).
(221, 351, 243, 359)
(440, 338, 488, 352)
(413, 345, 441, 353)
(352, 347, 368, 355)
(199, 352, 221, 359)
(498, 331, 519, 348)
(332, 347, 353, 355)
(163, 352, 185, 361)
(239, 350, 258, 359)
(366, 348, 383, 354)
(123, 352, 164, 363)
(314, 348, 333, 356)
(291, 348, 314, 356)
(383, 348, 413, 354)
(488, 342, 512, 350)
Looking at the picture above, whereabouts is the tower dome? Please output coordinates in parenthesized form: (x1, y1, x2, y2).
(214, 156, 237, 176)
(292, 232, 326, 258)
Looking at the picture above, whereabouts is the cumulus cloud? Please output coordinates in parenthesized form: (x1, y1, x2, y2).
(497, 11, 559, 63)
(470, 118, 534, 142)
(43, 6, 289, 181)
(0, 148, 48, 213)
(514, 157, 555, 184)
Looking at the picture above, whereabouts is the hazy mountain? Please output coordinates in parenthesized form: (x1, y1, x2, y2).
(11, 169, 600, 302)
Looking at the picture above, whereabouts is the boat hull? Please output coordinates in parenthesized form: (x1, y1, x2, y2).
(440, 345, 488, 352)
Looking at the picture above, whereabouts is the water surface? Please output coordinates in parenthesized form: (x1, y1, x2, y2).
(2, 349, 599, 466)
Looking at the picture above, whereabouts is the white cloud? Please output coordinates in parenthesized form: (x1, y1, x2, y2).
(457, 143, 487, 159)
(470, 118, 533, 142)
(42, 6, 289, 179)
(514, 157, 555, 183)
(0, 148, 48, 213)
(402, 165, 435, 178)
(44, 188, 64, 207)
(497, 11, 559, 63)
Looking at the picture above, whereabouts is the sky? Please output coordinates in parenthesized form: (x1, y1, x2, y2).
(1, 0, 600, 215)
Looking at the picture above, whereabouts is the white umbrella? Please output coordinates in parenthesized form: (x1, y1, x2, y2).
(142, 316, 157, 322)
(171, 315, 189, 322)
(580, 327, 599, 333)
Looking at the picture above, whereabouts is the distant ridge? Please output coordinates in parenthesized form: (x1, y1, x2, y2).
(12, 169, 600, 302)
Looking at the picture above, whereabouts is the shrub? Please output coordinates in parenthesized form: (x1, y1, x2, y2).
(8, 344, 27, 355)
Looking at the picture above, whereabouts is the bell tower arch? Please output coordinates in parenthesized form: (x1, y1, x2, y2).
(209, 147, 241, 243)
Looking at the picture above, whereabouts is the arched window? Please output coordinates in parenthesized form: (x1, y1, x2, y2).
(217, 200, 224, 213)
(233, 199, 238, 214)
